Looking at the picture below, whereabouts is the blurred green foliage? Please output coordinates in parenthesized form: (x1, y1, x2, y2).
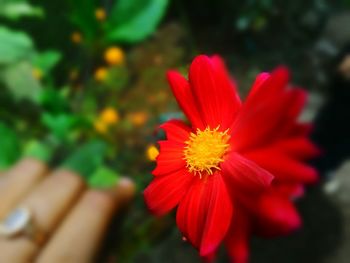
(0, 0, 170, 182)
(0, 0, 43, 20)
(0, 123, 20, 169)
(22, 140, 53, 162)
(69, 0, 169, 44)
(106, 0, 169, 43)
(0, 26, 34, 64)
(32, 50, 61, 76)
(88, 166, 120, 188)
(61, 140, 107, 178)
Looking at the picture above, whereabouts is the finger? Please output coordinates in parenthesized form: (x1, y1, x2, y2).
(0, 158, 48, 219)
(0, 170, 85, 263)
(37, 177, 135, 263)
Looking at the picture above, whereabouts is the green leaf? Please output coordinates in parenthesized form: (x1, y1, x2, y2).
(104, 66, 129, 91)
(0, 26, 34, 65)
(41, 113, 78, 140)
(68, 0, 98, 42)
(1, 61, 42, 102)
(0, 1, 44, 20)
(106, 0, 169, 43)
(38, 87, 69, 114)
(88, 166, 119, 188)
(0, 123, 21, 169)
(61, 140, 107, 178)
(32, 50, 61, 75)
(22, 140, 53, 162)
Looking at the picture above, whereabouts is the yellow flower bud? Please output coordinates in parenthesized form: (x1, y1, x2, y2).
(146, 145, 159, 161)
(95, 8, 106, 21)
(94, 67, 108, 82)
(100, 107, 119, 125)
(129, 112, 148, 126)
(94, 120, 108, 134)
(71, 31, 82, 44)
(104, 46, 124, 66)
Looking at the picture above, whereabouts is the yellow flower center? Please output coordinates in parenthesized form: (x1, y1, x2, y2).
(184, 127, 230, 177)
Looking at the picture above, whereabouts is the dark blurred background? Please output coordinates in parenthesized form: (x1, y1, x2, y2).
(0, 0, 350, 262)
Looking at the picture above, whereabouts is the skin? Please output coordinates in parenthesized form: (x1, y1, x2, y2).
(0, 158, 135, 263)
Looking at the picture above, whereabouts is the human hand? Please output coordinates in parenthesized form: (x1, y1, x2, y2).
(0, 158, 135, 263)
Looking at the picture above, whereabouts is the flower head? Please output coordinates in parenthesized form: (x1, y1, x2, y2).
(71, 31, 82, 44)
(100, 107, 119, 125)
(95, 8, 106, 21)
(94, 67, 108, 82)
(94, 107, 119, 134)
(144, 55, 319, 259)
(144, 55, 277, 256)
(104, 46, 125, 66)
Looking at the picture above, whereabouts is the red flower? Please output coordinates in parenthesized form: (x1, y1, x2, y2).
(144, 54, 318, 258)
(223, 73, 320, 263)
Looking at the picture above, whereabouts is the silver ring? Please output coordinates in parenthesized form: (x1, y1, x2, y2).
(0, 207, 45, 244)
(0, 207, 33, 238)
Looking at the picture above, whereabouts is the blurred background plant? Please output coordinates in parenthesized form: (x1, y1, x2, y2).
(1, 0, 350, 262)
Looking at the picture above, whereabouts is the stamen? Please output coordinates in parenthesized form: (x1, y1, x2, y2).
(183, 126, 230, 178)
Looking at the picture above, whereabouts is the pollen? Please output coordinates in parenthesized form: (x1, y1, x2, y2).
(184, 126, 230, 177)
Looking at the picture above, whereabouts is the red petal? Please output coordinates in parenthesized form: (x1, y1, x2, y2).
(226, 209, 251, 263)
(244, 149, 318, 184)
(144, 168, 194, 216)
(289, 123, 314, 137)
(230, 67, 291, 151)
(159, 119, 191, 143)
(152, 141, 185, 176)
(231, 90, 290, 152)
(255, 193, 302, 237)
(272, 137, 321, 160)
(176, 173, 233, 256)
(188, 55, 241, 130)
(246, 66, 290, 105)
(167, 71, 205, 129)
(286, 88, 307, 120)
(247, 72, 270, 98)
(221, 152, 274, 194)
(211, 55, 241, 117)
(273, 182, 305, 199)
(278, 88, 308, 137)
(263, 66, 290, 95)
(201, 251, 216, 263)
